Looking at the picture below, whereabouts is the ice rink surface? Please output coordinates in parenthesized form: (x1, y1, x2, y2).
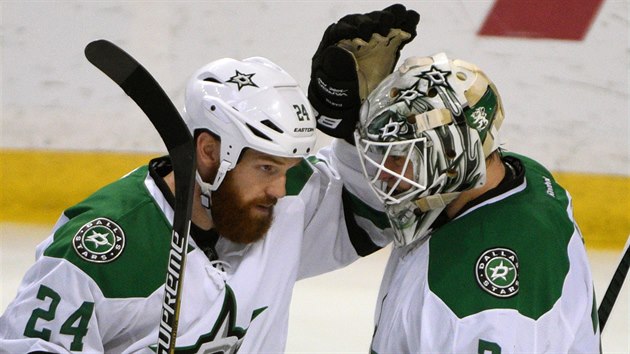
(1, 222, 628, 353)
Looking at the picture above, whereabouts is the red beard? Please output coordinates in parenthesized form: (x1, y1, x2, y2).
(210, 172, 277, 244)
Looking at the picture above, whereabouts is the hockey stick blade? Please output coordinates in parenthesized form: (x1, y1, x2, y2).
(597, 235, 630, 331)
(85, 39, 196, 354)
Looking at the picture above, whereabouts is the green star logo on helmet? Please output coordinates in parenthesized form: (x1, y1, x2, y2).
(475, 247, 519, 298)
(73, 217, 125, 263)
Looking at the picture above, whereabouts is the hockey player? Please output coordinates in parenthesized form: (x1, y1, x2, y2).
(309, 6, 601, 354)
(0, 9, 419, 350)
(361, 53, 601, 353)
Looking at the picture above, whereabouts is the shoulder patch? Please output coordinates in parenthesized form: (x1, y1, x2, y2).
(73, 217, 125, 263)
(475, 247, 519, 298)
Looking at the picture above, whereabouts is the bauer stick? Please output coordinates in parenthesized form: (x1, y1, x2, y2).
(84, 39, 196, 354)
(597, 235, 630, 332)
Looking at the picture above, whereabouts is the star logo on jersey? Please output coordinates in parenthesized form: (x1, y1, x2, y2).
(73, 217, 125, 263)
(475, 247, 519, 298)
(85, 231, 114, 248)
(150, 285, 267, 353)
(226, 70, 259, 91)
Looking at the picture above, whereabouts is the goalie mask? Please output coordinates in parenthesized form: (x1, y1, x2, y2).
(355, 53, 504, 246)
(183, 57, 316, 203)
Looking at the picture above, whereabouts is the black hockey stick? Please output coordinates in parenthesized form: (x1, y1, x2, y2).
(84, 39, 196, 354)
(597, 236, 630, 331)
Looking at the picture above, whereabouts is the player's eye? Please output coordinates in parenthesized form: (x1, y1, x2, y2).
(259, 164, 278, 174)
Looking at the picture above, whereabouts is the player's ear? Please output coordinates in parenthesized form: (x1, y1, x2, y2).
(196, 131, 220, 168)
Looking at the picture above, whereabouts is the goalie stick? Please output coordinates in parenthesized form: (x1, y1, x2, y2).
(597, 235, 630, 331)
(84, 39, 196, 354)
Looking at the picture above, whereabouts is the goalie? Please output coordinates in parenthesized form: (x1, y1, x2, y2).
(309, 4, 601, 353)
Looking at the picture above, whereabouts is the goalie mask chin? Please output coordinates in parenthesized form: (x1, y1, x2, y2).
(355, 53, 504, 247)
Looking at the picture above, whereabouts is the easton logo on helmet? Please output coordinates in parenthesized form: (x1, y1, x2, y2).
(475, 247, 519, 298)
(73, 217, 125, 263)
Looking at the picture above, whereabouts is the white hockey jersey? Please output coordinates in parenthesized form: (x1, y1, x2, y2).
(370, 154, 601, 354)
(0, 140, 391, 353)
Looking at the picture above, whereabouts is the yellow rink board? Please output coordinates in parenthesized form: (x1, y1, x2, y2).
(1, 149, 628, 249)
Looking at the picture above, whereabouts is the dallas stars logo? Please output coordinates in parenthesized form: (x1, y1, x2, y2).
(226, 70, 258, 91)
(405, 65, 463, 117)
(416, 66, 451, 88)
(73, 217, 125, 263)
(150, 285, 267, 353)
(475, 247, 519, 298)
(85, 231, 114, 248)
(380, 116, 404, 138)
(367, 109, 415, 141)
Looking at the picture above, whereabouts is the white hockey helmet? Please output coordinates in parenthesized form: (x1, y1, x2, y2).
(183, 57, 316, 193)
(355, 53, 504, 246)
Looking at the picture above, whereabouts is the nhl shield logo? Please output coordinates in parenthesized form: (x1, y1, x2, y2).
(73, 218, 125, 263)
(475, 247, 519, 298)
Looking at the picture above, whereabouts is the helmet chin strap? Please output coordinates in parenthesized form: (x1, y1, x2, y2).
(197, 160, 232, 209)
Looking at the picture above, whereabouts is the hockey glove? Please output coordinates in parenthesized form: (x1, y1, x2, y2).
(308, 3, 420, 143)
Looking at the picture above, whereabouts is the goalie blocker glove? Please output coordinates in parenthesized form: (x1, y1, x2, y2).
(308, 3, 420, 144)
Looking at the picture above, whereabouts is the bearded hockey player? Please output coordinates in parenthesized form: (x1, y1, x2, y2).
(0, 55, 399, 352)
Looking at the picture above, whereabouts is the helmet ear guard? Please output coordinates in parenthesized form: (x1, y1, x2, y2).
(356, 52, 504, 246)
